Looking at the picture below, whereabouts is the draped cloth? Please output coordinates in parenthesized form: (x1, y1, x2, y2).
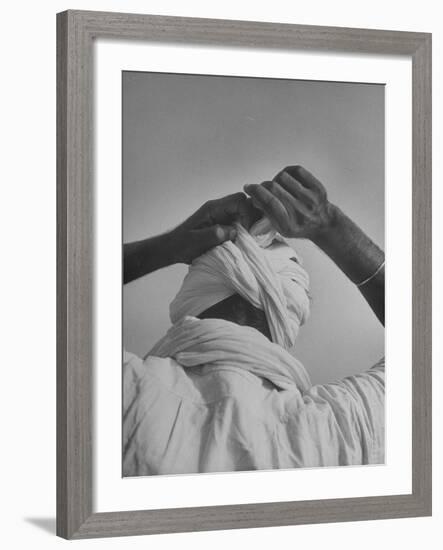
(123, 217, 384, 476)
(170, 219, 310, 349)
(123, 317, 385, 476)
(149, 316, 312, 392)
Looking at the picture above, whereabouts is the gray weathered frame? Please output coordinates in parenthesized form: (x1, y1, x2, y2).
(57, 9, 432, 539)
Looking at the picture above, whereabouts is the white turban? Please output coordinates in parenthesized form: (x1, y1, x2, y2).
(170, 218, 310, 349)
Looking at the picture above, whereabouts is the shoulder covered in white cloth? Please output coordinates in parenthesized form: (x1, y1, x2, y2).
(123, 317, 385, 475)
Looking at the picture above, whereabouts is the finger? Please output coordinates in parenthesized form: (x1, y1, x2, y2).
(191, 193, 248, 228)
(243, 183, 289, 227)
(194, 224, 237, 254)
(217, 193, 262, 229)
(280, 165, 327, 197)
(274, 171, 316, 205)
(214, 192, 247, 220)
(238, 197, 263, 229)
(249, 196, 265, 213)
(262, 180, 310, 216)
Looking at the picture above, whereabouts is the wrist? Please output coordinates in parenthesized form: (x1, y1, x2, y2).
(311, 202, 343, 248)
(161, 229, 182, 266)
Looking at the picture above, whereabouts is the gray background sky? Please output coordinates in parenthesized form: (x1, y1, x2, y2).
(123, 71, 384, 385)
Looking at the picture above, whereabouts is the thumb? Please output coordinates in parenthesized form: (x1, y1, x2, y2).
(194, 224, 237, 254)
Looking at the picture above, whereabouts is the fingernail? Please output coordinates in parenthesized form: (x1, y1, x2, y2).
(215, 226, 225, 240)
(251, 198, 263, 211)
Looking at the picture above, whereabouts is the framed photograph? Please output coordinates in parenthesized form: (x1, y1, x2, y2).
(57, 10, 432, 539)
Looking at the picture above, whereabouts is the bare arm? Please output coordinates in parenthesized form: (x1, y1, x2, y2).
(124, 232, 181, 285)
(312, 205, 384, 325)
(124, 192, 261, 284)
(244, 165, 385, 325)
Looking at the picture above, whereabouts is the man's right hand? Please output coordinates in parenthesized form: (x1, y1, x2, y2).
(124, 192, 261, 284)
(169, 192, 261, 265)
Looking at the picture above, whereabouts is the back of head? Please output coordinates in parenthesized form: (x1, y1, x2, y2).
(197, 293, 272, 341)
(170, 218, 310, 350)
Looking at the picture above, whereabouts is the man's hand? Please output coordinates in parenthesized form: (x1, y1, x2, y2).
(244, 165, 335, 241)
(170, 192, 261, 264)
(124, 192, 261, 284)
(246, 164, 385, 325)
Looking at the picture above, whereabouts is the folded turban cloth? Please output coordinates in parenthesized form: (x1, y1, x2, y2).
(170, 217, 310, 350)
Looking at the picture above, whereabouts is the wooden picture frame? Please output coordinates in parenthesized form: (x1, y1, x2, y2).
(57, 9, 432, 539)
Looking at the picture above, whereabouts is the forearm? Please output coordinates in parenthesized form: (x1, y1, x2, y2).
(123, 232, 176, 284)
(123, 192, 258, 285)
(312, 205, 385, 325)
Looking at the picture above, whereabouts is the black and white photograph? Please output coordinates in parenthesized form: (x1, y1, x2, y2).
(1, 0, 437, 544)
(122, 71, 385, 477)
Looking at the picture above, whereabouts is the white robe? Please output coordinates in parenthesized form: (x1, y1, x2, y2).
(123, 317, 384, 476)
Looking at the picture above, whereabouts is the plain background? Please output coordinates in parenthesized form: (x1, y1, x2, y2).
(123, 72, 385, 384)
(1, 0, 441, 548)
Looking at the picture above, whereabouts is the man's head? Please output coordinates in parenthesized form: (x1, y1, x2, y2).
(170, 220, 310, 350)
(197, 294, 272, 340)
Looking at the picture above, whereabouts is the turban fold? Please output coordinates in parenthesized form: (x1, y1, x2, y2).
(170, 218, 310, 349)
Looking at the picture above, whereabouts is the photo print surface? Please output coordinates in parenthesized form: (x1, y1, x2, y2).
(122, 71, 385, 477)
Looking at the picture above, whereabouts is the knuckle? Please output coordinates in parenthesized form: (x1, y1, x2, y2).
(233, 192, 246, 201)
(274, 170, 286, 182)
(270, 181, 281, 195)
(281, 165, 303, 182)
(263, 193, 275, 206)
(291, 165, 304, 177)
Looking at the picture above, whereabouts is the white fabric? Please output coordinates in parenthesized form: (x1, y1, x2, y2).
(124, 219, 384, 476)
(170, 220, 310, 349)
(123, 317, 385, 476)
(149, 316, 312, 392)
